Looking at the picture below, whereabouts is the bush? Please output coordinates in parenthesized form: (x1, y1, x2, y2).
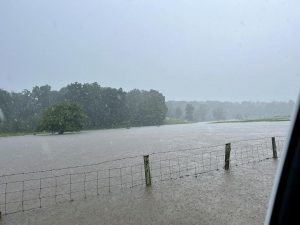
(38, 102, 85, 134)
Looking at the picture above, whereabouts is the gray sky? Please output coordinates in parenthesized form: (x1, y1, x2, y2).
(0, 0, 299, 101)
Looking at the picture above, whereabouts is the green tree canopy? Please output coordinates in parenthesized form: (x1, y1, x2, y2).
(126, 89, 167, 126)
(0, 82, 168, 132)
(38, 102, 86, 134)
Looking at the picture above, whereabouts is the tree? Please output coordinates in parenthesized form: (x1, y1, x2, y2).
(9, 90, 37, 132)
(194, 104, 209, 122)
(31, 85, 52, 111)
(0, 89, 12, 131)
(39, 102, 85, 134)
(212, 107, 226, 121)
(0, 82, 168, 132)
(234, 113, 243, 120)
(126, 89, 167, 126)
(185, 104, 194, 121)
(175, 107, 182, 119)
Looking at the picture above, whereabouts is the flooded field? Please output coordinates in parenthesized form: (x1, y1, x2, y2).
(0, 121, 290, 174)
(0, 121, 291, 225)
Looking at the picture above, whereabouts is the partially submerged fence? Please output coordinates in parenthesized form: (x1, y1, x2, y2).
(0, 136, 286, 216)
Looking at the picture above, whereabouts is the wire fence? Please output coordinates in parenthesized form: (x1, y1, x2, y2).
(0, 136, 286, 215)
(149, 136, 286, 183)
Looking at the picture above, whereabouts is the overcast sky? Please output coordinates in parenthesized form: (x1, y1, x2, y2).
(0, 0, 299, 102)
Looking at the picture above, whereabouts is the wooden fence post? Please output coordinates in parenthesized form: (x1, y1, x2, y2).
(272, 137, 278, 159)
(224, 143, 231, 170)
(143, 155, 152, 186)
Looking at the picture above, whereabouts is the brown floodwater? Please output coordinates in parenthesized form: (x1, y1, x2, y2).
(0, 121, 290, 225)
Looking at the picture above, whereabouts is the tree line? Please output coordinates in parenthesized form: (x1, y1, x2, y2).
(167, 100, 295, 122)
(0, 82, 167, 133)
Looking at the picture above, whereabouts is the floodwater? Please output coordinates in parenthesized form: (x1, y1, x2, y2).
(0, 121, 291, 225)
(0, 121, 290, 174)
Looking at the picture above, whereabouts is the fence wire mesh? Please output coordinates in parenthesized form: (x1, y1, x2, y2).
(0, 136, 286, 215)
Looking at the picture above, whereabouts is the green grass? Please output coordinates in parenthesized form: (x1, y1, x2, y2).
(0, 132, 34, 137)
(0, 131, 51, 137)
(212, 117, 290, 124)
(163, 117, 188, 125)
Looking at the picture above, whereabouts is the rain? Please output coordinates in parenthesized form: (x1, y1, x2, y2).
(0, 0, 299, 224)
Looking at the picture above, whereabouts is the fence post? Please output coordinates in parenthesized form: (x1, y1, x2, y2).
(224, 143, 231, 170)
(272, 137, 278, 159)
(108, 169, 111, 192)
(96, 171, 99, 196)
(22, 181, 24, 211)
(84, 173, 87, 198)
(69, 174, 72, 201)
(143, 155, 152, 186)
(4, 183, 7, 215)
(39, 178, 42, 208)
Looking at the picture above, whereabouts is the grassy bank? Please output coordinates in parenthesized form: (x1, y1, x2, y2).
(0, 119, 187, 137)
(163, 117, 188, 125)
(212, 117, 290, 124)
(0, 132, 35, 137)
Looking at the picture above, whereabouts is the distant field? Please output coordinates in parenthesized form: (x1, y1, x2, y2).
(163, 117, 187, 125)
(0, 116, 289, 137)
(212, 117, 290, 124)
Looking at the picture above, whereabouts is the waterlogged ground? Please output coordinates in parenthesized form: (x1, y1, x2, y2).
(0, 121, 290, 225)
